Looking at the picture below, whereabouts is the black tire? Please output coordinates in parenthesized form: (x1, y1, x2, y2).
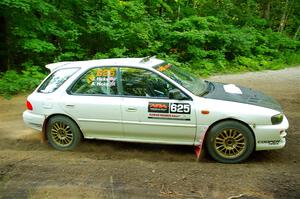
(205, 121, 254, 163)
(46, 115, 82, 151)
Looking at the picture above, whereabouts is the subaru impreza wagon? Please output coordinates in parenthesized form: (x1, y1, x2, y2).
(23, 57, 288, 163)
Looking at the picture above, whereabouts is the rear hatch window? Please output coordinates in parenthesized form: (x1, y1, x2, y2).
(38, 68, 79, 93)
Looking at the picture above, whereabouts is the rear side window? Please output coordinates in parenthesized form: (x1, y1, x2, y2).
(70, 67, 118, 95)
(38, 68, 79, 93)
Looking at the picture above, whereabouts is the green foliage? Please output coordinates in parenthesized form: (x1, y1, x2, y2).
(22, 39, 56, 53)
(0, 66, 46, 98)
(0, 0, 299, 94)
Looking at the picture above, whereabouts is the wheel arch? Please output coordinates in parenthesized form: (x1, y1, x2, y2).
(204, 118, 256, 149)
(42, 113, 83, 141)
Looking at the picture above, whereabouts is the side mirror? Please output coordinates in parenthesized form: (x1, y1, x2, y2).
(169, 88, 189, 100)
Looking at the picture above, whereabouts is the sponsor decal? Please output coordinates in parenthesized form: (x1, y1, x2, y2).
(148, 102, 169, 113)
(96, 68, 116, 77)
(223, 84, 242, 94)
(87, 74, 96, 85)
(157, 64, 171, 72)
(93, 76, 116, 87)
(86, 68, 117, 87)
(148, 102, 191, 120)
(257, 140, 281, 145)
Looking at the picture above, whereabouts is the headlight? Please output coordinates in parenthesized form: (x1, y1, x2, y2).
(271, 113, 283, 125)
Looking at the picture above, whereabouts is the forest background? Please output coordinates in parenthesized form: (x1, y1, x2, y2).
(0, 0, 299, 96)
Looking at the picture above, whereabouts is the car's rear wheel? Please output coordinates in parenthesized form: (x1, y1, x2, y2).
(206, 121, 254, 163)
(46, 115, 82, 150)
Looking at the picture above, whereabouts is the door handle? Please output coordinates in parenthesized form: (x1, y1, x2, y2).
(127, 107, 137, 112)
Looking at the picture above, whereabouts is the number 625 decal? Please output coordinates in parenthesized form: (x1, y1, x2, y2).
(170, 103, 191, 114)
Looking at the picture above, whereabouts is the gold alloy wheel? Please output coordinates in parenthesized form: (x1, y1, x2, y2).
(51, 122, 73, 147)
(214, 129, 246, 159)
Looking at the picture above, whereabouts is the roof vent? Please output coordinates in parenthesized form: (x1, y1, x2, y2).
(140, 55, 156, 63)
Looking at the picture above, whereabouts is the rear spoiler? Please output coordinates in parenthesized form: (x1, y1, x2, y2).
(45, 62, 72, 72)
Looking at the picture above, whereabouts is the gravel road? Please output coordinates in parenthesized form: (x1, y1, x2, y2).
(0, 67, 299, 199)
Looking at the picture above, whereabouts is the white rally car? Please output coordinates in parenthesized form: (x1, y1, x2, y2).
(23, 57, 288, 163)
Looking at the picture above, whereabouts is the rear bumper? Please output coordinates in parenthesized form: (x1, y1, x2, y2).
(23, 110, 45, 131)
(254, 115, 289, 151)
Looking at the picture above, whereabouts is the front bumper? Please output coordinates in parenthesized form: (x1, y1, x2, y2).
(254, 115, 289, 151)
(23, 110, 45, 131)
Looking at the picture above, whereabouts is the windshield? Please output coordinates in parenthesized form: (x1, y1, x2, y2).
(155, 63, 207, 96)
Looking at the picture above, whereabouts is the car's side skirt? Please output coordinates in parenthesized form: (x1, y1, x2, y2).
(83, 136, 195, 146)
(78, 118, 196, 128)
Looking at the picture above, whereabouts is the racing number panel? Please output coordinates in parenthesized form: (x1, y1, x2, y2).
(148, 102, 191, 120)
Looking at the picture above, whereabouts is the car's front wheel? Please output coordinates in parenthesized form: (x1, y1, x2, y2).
(205, 121, 254, 163)
(46, 115, 82, 150)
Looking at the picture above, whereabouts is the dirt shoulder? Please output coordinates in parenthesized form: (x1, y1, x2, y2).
(0, 67, 299, 198)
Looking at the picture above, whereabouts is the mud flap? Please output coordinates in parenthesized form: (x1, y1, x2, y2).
(194, 127, 208, 162)
(194, 145, 202, 161)
(40, 122, 47, 144)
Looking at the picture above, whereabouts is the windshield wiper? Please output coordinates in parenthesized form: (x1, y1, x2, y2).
(199, 81, 213, 96)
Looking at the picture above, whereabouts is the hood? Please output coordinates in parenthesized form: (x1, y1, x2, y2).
(203, 82, 282, 112)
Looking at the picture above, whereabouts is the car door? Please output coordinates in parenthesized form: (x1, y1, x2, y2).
(63, 67, 123, 139)
(119, 67, 197, 145)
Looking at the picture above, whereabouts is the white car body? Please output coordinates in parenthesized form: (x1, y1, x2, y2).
(23, 57, 288, 155)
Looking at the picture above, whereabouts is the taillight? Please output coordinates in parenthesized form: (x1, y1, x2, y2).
(26, 100, 33, 110)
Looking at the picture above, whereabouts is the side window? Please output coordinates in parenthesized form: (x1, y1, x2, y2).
(120, 67, 176, 98)
(70, 67, 118, 95)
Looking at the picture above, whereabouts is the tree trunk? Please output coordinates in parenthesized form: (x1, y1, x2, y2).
(0, 16, 9, 72)
(278, 0, 289, 32)
(294, 25, 300, 39)
(177, 3, 180, 20)
(264, 0, 271, 20)
(193, 0, 198, 9)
